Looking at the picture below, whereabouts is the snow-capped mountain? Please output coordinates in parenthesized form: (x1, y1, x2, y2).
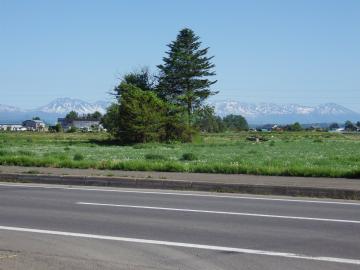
(209, 101, 360, 124)
(36, 98, 108, 115)
(0, 98, 110, 124)
(0, 98, 359, 124)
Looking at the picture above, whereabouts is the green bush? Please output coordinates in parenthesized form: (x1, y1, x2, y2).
(145, 153, 167, 160)
(181, 152, 198, 161)
(73, 153, 84, 161)
(67, 127, 78, 133)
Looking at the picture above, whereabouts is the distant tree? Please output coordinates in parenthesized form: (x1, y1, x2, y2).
(356, 121, 360, 128)
(329, 123, 339, 130)
(345, 120, 357, 131)
(48, 123, 63, 133)
(67, 126, 77, 133)
(54, 123, 63, 132)
(65, 111, 79, 120)
(194, 106, 225, 133)
(91, 111, 102, 120)
(157, 28, 217, 127)
(101, 104, 119, 135)
(32, 116, 41, 120)
(290, 122, 302, 131)
(223, 115, 249, 131)
(113, 68, 156, 99)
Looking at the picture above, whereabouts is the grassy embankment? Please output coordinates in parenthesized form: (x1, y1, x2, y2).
(0, 131, 360, 178)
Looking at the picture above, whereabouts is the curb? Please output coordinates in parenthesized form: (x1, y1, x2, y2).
(0, 173, 359, 200)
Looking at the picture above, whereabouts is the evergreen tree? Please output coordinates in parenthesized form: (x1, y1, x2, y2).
(117, 83, 168, 143)
(157, 28, 217, 127)
(101, 103, 119, 135)
(113, 68, 155, 98)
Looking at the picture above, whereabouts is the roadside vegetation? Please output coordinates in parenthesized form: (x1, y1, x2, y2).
(0, 131, 360, 178)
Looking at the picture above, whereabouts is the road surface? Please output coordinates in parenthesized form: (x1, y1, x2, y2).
(0, 182, 360, 269)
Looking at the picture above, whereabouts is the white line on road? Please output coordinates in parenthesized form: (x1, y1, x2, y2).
(1, 182, 360, 206)
(77, 202, 360, 224)
(0, 225, 359, 265)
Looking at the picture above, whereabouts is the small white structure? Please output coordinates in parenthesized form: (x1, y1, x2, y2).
(0, 124, 27, 131)
(335, 128, 345, 133)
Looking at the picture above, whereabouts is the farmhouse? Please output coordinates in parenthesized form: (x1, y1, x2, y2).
(57, 118, 102, 131)
(22, 120, 46, 131)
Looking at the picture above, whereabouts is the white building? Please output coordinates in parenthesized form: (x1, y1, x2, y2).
(0, 124, 27, 131)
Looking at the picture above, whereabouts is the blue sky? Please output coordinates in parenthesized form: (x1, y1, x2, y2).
(1, 0, 359, 111)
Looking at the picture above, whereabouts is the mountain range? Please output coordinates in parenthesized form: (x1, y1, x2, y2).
(0, 97, 359, 125)
(0, 98, 109, 124)
(210, 101, 360, 124)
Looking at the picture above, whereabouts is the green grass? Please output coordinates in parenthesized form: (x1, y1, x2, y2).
(0, 131, 359, 178)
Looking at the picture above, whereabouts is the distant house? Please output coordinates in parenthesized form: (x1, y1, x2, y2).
(0, 124, 27, 131)
(57, 118, 102, 132)
(22, 120, 46, 131)
(271, 125, 284, 132)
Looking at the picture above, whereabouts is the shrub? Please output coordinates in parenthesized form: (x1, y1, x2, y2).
(145, 153, 167, 160)
(181, 152, 198, 161)
(73, 153, 84, 161)
(67, 126, 78, 133)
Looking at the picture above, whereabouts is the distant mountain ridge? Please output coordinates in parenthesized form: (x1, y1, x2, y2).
(209, 101, 360, 124)
(36, 98, 107, 115)
(0, 98, 110, 124)
(0, 98, 359, 124)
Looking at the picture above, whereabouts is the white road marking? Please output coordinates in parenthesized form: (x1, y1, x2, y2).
(77, 202, 360, 224)
(0, 225, 359, 265)
(1, 182, 360, 206)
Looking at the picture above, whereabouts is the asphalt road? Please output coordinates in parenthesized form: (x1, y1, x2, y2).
(0, 182, 360, 270)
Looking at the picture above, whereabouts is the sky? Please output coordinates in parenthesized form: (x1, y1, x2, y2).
(1, 0, 360, 111)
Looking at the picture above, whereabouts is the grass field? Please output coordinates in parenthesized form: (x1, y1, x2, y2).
(0, 131, 360, 178)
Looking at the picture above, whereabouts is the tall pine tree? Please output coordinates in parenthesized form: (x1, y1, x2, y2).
(157, 28, 217, 127)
